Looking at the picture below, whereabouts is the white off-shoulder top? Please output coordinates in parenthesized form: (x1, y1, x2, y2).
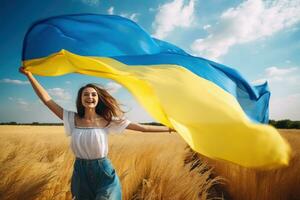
(63, 109, 131, 159)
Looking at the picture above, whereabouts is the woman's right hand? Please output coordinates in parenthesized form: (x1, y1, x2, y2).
(19, 66, 31, 76)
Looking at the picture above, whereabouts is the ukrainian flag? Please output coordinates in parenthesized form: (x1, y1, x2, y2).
(22, 14, 290, 168)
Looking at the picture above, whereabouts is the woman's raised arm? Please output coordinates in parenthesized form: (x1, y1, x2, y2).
(19, 67, 63, 120)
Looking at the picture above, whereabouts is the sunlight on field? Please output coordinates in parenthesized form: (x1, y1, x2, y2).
(0, 126, 223, 200)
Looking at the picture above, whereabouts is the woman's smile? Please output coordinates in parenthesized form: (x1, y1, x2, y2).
(82, 87, 99, 108)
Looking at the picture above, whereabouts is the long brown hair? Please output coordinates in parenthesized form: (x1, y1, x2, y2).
(76, 83, 126, 125)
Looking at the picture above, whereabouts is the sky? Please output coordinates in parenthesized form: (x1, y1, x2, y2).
(0, 0, 299, 123)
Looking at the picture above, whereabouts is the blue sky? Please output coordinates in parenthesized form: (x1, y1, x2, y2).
(0, 0, 299, 123)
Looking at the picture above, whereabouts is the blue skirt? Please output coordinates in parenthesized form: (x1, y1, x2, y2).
(71, 157, 122, 200)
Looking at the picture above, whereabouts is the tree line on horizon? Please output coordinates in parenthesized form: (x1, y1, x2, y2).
(0, 120, 300, 129)
(269, 119, 300, 129)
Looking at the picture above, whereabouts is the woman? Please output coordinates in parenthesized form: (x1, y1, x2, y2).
(19, 67, 174, 200)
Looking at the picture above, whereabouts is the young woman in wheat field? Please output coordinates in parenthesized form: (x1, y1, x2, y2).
(19, 66, 174, 200)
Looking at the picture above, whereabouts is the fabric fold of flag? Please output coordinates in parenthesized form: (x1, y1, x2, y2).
(22, 14, 291, 168)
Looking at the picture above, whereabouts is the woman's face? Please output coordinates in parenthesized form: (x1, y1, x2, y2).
(81, 87, 99, 108)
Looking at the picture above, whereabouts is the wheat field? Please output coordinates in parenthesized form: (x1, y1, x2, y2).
(0, 126, 223, 200)
(0, 126, 299, 200)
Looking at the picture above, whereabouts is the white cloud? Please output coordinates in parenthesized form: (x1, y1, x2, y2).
(149, 7, 156, 12)
(203, 24, 211, 30)
(265, 66, 298, 77)
(129, 13, 138, 22)
(17, 98, 28, 106)
(9, 97, 30, 111)
(252, 66, 300, 120)
(152, 0, 196, 39)
(107, 6, 114, 15)
(120, 13, 139, 22)
(0, 78, 29, 85)
(80, 0, 100, 6)
(3, 98, 70, 123)
(105, 81, 122, 94)
(48, 88, 71, 101)
(252, 66, 300, 85)
(119, 98, 155, 123)
(191, 0, 300, 59)
(270, 93, 300, 120)
(285, 60, 291, 64)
